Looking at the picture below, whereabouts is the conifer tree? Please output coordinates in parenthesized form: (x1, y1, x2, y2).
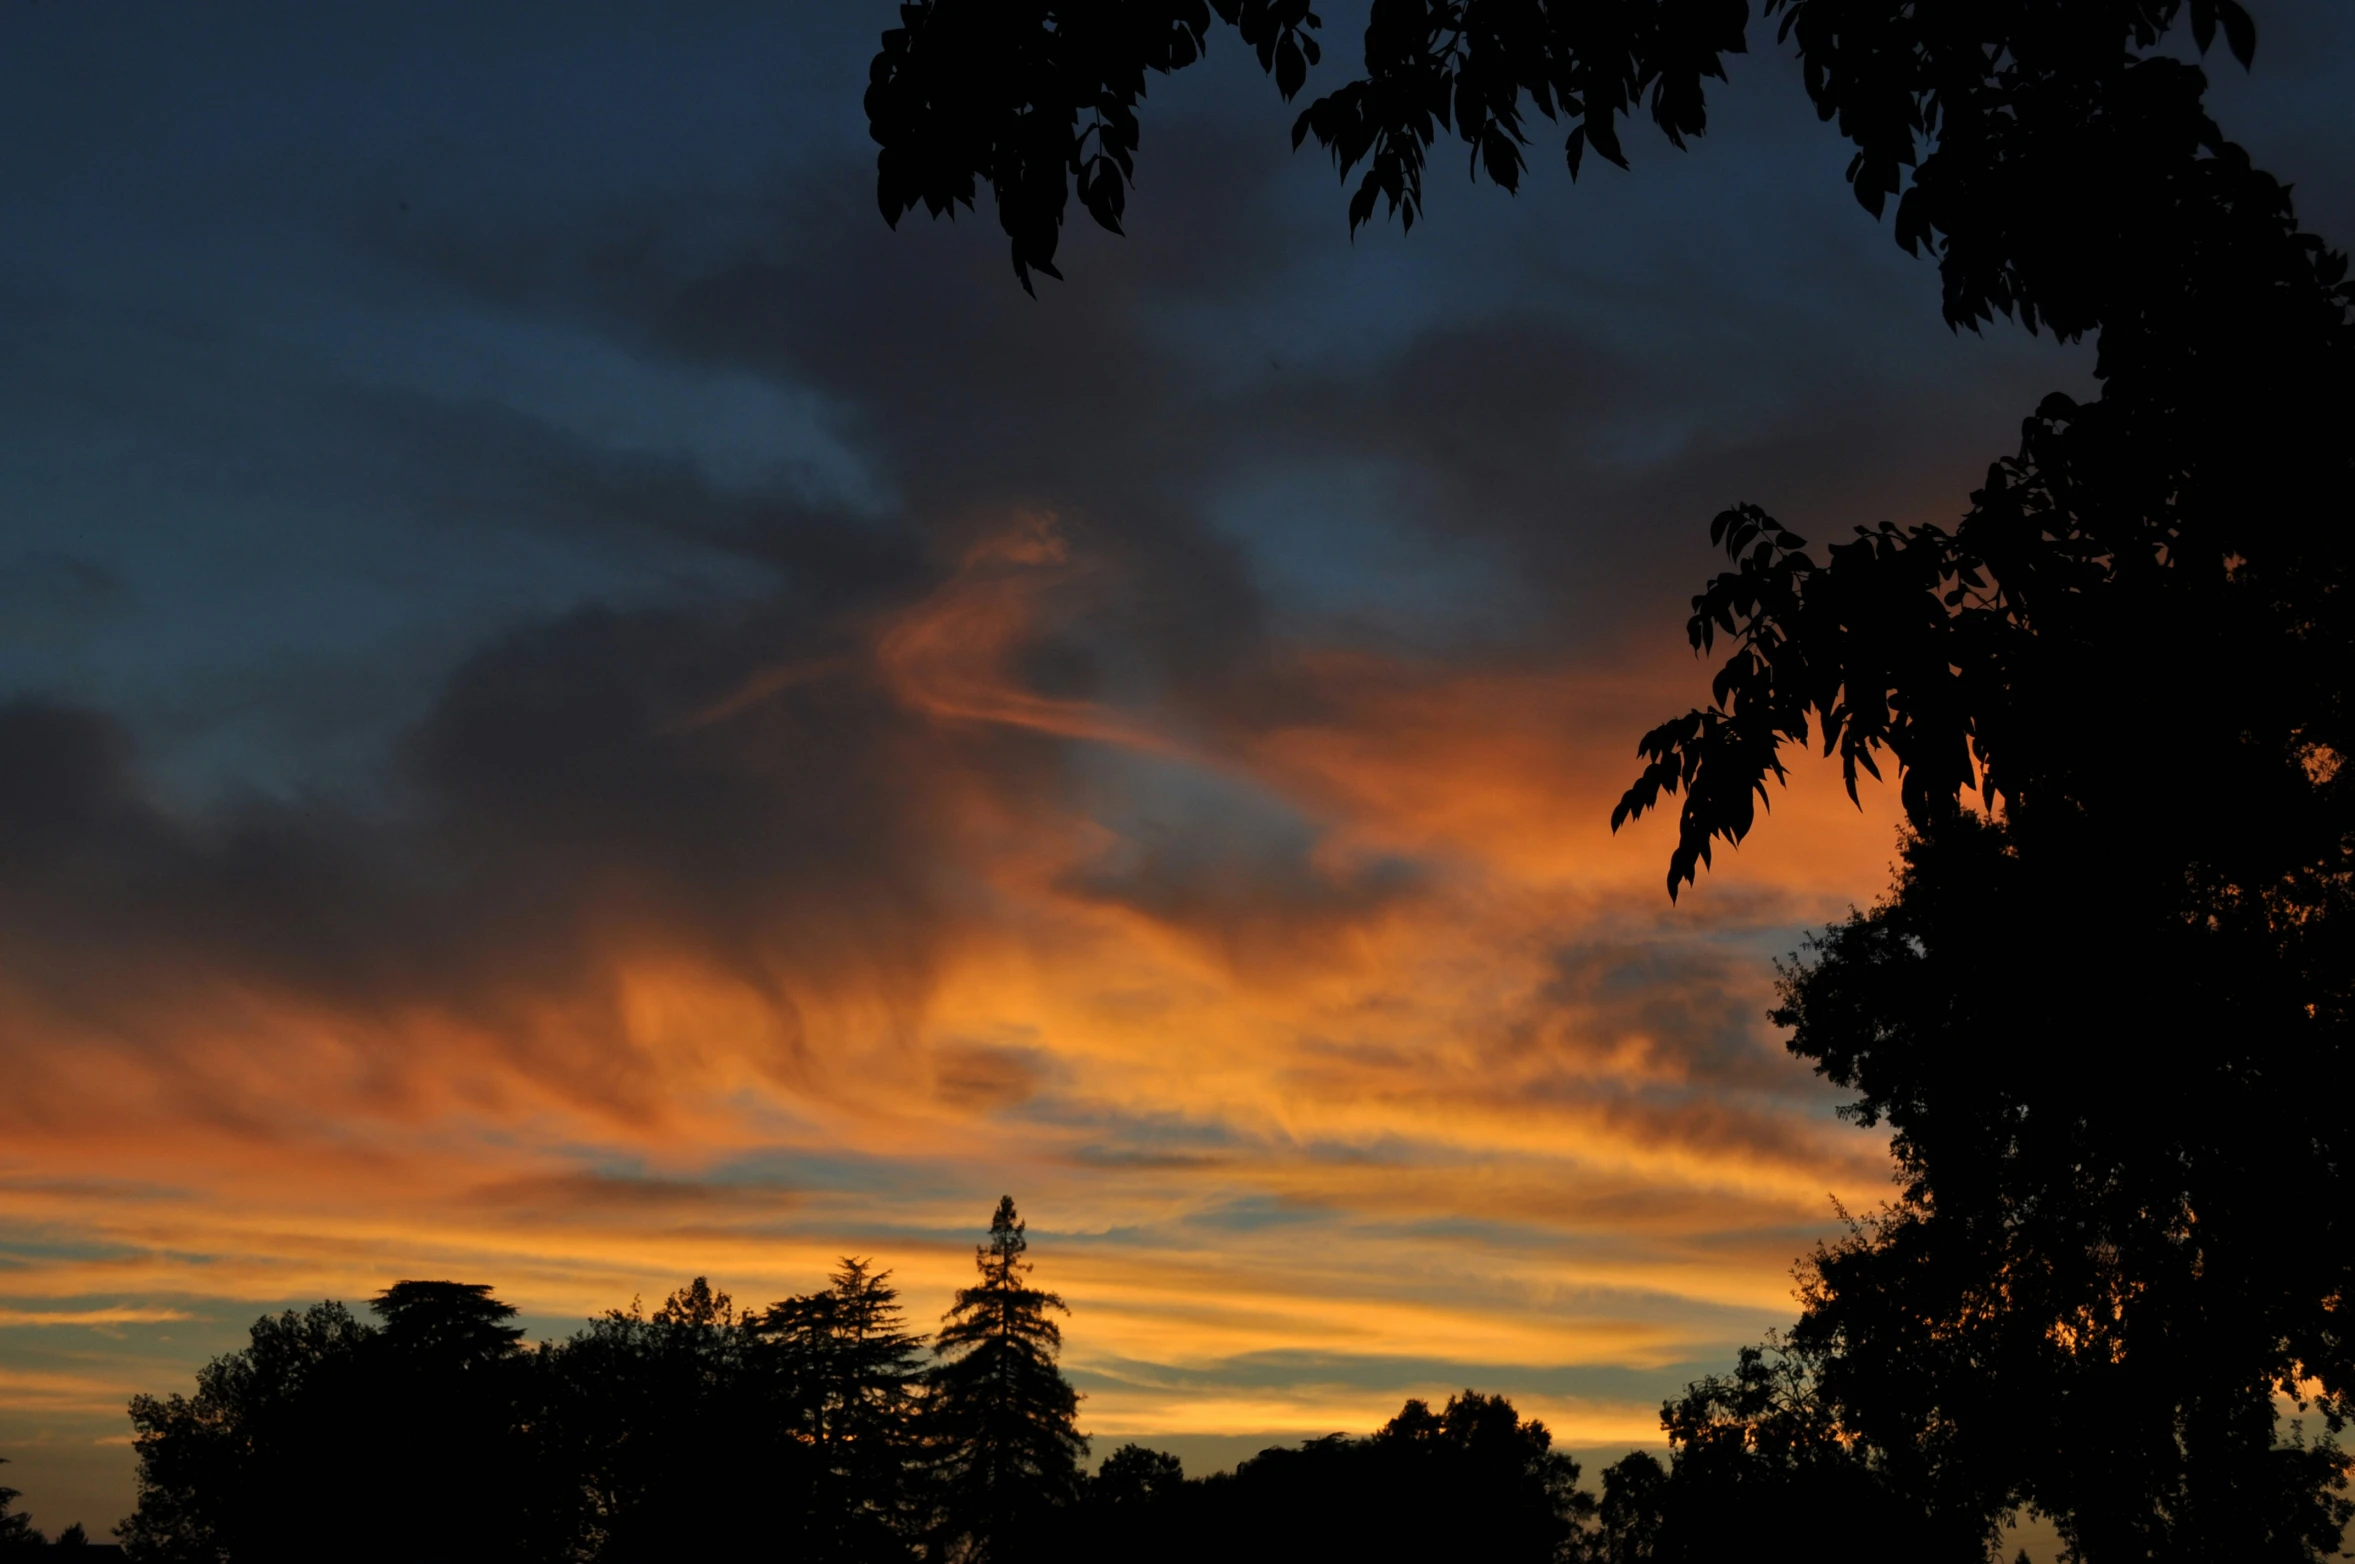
(927, 1197, 1087, 1564)
(759, 1259, 930, 1562)
(0, 1460, 46, 1553)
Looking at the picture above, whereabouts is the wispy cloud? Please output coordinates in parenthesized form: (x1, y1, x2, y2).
(0, 1308, 193, 1329)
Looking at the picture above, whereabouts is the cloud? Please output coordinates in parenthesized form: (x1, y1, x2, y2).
(0, 1308, 193, 1329)
(0, 533, 1048, 1120)
(0, 507, 1899, 1473)
(0, 1368, 137, 1417)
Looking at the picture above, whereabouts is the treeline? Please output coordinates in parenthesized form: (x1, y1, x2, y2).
(0, 1467, 102, 1554)
(10, 1195, 1994, 1563)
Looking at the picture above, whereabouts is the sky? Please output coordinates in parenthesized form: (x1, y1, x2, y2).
(1, 0, 2351, 1538)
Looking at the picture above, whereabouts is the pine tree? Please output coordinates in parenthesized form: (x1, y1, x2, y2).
(760, 1259, 930, 1562)
(927, 1197, 1086, 1564)
(0, 1459, 46, 1553)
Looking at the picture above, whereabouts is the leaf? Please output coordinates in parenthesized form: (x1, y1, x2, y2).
(1276, 35, 1308, 99)
(2221, 0, 2257, 66)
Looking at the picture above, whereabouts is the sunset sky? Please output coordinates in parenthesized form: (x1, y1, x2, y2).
(2, 0, 2351, 1536)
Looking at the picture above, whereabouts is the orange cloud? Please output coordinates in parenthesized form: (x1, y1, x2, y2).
(0, 519, 1908, 1517)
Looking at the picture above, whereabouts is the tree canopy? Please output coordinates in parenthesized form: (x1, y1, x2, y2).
(105, 1222, 1738, 1563)
(928, 1196, 1088, 1563)
(0, 1461, 53, 1555)
(115, 1203, 1084, 1564)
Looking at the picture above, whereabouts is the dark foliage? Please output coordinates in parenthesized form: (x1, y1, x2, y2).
(1048, 1391, 1588, 1564)
(1046, 1444, 1190, 1564)
(120, 1286, 560, 1564)
(756, 1259, 933, 1562)
(1612, 96, 2354, 1556)
(867, 2, 1324, 291)
(359, 1282, 550, 1562)
(928, 1197, 1088, 1564)
(1589, 1340, 1982, 1563)
(866, 1, 2262, 322)
(862, 0, 2348, 888)
(1615, 94, 2351, 898)
(542, 1277, 814, 1560)
(117, 1206, 1046, 1564)
(1776, 821, 2355, 1562)
(1216, 1390, 1590, 1563)
(121, 1301, 383, 1563)
(1, 1461, 50, 1554)
(118, 1239, 2128, 1562)
(544, 1264, 932, 1563)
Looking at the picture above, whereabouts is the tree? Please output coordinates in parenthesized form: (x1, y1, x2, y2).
(121, 1301, 376, 1564)
(119, 1284, 562, 1564)
(0, 1460, 47, 1555)
(1369, 1390, 1592, 1561)
(756, 1259, 931, 1562)
(1153, 1392, 1587, 1564)
(867, 0, 2273, 339)
(369, 1280, 523, 1362)
(118, 1271, 931, 1564)
(546, 1276, 803, 1560)
(1774, 822, 2355, 1562)
(1041, 1444, 1191, 1564)
(1587, 1448, 1666, 1564)
(1590, 1339, 1981, 1564)
(1606, 21, 2353, 1551)
(359, 1281, 551, 1563)
(926, 1197, 1087, 1563)
(1088, 1443, 1184, 1509)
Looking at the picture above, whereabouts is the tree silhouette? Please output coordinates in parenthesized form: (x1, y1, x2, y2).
(756, 1259, 931, 1562)
(1613, 132, 2350, 892)
(1041, 1443, 1192, 1564)
(1079, 1391, 1589, 1564)
(0, 1460, 47, 1554)
(1371, 1391, 1592, 1560)
(114, 1269, 2038, 1563)
(121, 1301, 375, 1563)
(927, 1197, 1087, 1563)
(860, 0, 2351, 938)
(1605, 1339, 1982, 1563)
(123, 1269, 936, 1562)
(120, 1285, 563, 1564)
(358, 1281, 549, 1563)
(369, 1280, 523, 1362)
(1089, 1443, 1184, 1507)
(1775, 821, 2355, 1562)
(1254, 1394, 1584, 1562)
(545, 1275, 804, 1560)
(868, 1, 2268, 329)
(1587, 1448, 1666, 1564)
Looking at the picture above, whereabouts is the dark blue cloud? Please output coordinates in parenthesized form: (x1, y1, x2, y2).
(10, 0, 2341, 828)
